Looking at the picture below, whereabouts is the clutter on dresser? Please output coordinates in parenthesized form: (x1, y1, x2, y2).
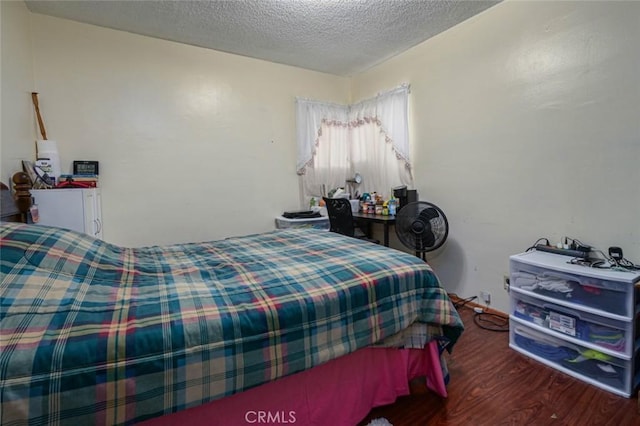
(22, 163, 100, 189)
(58, 161, 100, 188)
(24, 92, 101, 190)
(57, 174, 99, 188)
(22, 160, 52, 189)
(73, 160, 99, 176)
(35, 139, 62, 184)
(30, 93, 62, 187)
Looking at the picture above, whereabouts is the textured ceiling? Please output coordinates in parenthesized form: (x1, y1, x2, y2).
(25, 0, 500, 76)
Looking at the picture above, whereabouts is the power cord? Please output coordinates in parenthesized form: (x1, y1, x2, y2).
(527, 236, 639, 271)
(527, 236, 590, 252)
(568, 248, 640, 271)
(565, 236, 588, 250)
(613, 257, 640, 271)
(450, 293, 509, 332)
(473, 311, 509, 332)
(449, 293, 478, 310)
(472, 299, 509, 333)
(525, 238, 550, 252)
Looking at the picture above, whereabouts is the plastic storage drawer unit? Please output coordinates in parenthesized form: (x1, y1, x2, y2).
(508, 250, 640, 397)
(275, 215, 329, 231)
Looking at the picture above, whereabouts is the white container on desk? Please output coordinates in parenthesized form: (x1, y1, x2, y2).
(274, 215, 329, 230)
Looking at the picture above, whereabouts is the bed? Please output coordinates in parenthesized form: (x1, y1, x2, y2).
(1, 180, 464, 425)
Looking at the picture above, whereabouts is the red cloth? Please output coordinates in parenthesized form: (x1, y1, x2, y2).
(142, 341, 445, 426)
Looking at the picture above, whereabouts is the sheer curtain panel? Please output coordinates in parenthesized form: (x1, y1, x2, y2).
(296, 85, 413, 200)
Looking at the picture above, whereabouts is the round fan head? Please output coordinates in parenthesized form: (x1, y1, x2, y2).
(395, 201, 449, 252)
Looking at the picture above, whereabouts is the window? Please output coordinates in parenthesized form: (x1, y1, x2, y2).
(296, 85, 413, 200)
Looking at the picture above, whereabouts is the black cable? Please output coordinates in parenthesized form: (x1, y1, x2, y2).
(451, 294, 477, 310)
(565, 237, 587, 249)
(613, 257, 640, 271)
(525, 238, 550, 252)
(571, 248, 640, 271)
(473, 311, 509, 332)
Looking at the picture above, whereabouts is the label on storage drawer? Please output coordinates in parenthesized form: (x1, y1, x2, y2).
(549, 311, 576, 336)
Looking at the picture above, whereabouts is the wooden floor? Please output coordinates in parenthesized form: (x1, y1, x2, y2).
(360, 307, 640, 426)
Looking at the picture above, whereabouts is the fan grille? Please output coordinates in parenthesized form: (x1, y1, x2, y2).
(395, 201, 448, 252)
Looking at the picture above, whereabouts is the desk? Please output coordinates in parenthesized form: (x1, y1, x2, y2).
(352, 212, 396, 247)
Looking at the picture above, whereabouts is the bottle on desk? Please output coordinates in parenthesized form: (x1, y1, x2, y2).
(388, 198, 397, 216)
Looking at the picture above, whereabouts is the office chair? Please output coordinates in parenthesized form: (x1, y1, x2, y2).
(323, 197, 379, 244)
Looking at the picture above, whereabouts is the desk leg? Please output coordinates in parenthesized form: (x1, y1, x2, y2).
(357, 219, 373, 240)
(383, 223, 389, 247)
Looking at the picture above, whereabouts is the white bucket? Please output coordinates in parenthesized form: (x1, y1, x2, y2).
(36, 139, 62, 179)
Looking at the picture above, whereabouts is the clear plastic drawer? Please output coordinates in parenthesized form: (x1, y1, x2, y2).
(511, 292, 631, 357)
(510, 323, 631, 396)
(510, 259, 633, 318)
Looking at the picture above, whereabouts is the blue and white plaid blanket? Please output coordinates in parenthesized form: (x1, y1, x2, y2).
(0, 223, 463, 425)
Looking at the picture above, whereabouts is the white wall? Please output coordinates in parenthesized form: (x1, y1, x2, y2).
(28, 13, 349, 246)
(1, 1, 36, 182)
(352, 0, 640, 312)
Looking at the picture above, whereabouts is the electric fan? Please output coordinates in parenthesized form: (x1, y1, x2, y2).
(395, 201, 449, 261)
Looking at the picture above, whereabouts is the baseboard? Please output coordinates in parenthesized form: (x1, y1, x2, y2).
(448, 294, 508, 319)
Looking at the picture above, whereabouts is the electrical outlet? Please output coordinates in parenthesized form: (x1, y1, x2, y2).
(503, 275, 510, 292)
(480, 291, 491, 305)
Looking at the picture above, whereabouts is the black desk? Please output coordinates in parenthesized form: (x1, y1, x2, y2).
(352, 212, 396, 247)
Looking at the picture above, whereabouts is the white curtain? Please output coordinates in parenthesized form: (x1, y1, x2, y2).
(302, 122, 350, 198)
(296, 84, 412, 200)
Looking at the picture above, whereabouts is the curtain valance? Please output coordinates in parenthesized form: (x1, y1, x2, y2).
(296, 84, 410, 175)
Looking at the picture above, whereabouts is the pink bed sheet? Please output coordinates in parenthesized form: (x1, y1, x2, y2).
(142, 340, 445, 426)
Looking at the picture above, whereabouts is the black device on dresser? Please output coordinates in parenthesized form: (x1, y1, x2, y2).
(392, 185, 417, 211)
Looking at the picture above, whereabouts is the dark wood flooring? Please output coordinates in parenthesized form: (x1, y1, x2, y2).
(360, 307, 640, 426)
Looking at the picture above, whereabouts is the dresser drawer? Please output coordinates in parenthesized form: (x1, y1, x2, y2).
(511, 292, 632, 357)
(510, 322, 632, 396)
(510, 256, 634, 319)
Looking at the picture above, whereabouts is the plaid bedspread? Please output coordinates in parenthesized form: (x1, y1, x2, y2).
(0, 223, 463, 425)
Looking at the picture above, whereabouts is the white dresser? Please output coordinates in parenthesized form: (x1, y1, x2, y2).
(31, 188, 103, 239)
(508, 251, 640, 397)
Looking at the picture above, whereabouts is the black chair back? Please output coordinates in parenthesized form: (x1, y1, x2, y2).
(323, 197, 356, 237)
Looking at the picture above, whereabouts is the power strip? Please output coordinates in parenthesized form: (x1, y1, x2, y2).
(535, 244, 588, 258)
